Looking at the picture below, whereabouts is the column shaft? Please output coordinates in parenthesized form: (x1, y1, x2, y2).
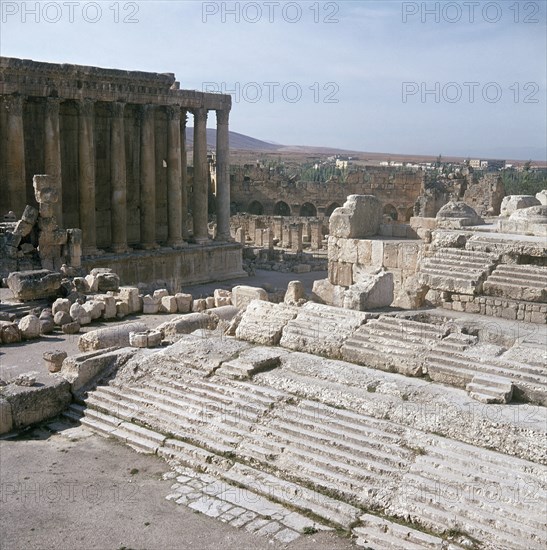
(166, 106, 184, 247)
(192, 108, 209, 243)
(4, 95, 26, 218)
(44, 97, 63, 225)
(78, 99, 98, 255)
(180, 110, 189, 240)
(215, 109, 231, 240)
(110, 101, 128, 252)
(140, 104, 156, 248)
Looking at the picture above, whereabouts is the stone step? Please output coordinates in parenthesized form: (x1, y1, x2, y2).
(215, 360, 256, 380)
(483, 279, 546, 302)
(219, 462, 361, 530)
(433, 248, 496, 261)
(420, 266, 482, 280)
(354, 514, 445, 549)
(466, 374, 514, 404)
(421, 258, 490, 271)
(371, 316, 446, 339)
(487, 273, 547, 287)
(495, 264, 547, 276)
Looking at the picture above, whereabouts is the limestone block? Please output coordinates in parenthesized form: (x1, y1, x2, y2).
(6, 270, 62, 301)
(343, 270, 394, 310)
(329, 195, 381, 238)
(62, 322, 80, 334)
(129, 332, 148, 348)
(328, 262, 353, 287)
(311, 278, 346, 307)
(116, 301, 129, 318)
(175, 293, 193, 313)
(142, 295, 160, 314)
(85, 274, 99, 293)
(147, 330, 162, 347)
(61, 347, 135, 394)
(352, 264, 381, 284)
(192, 299, 207, 312)
(284, 281, 306, 306)
(69, 303, 91, 325)
(436, 201, 483, 226)
(39, 318, 55, 335)
(117, 287, 142, 314)
(214, 289, 232, 307)
(21, 205, 39, 226)
(398, 243, 420, 272)
(53, 311, 72, 326)
(500, 195, 541, 217)
(43, 350, 67, 373)
(536, 190, 547, 205)
(95, 295, 117, 319)
(83, 300, 104, 321)
(205, 305, 240, 323)
(236, 301, 297, 345)
(52, 298, 71, 315)
(96, 272, 120, 292)
(0, 321, 22, 344)
(231, 285, 269, 309)
(12, 372, 38, 386)
(205, 297, 215, 309)
(382, 243, 399, 269)
(371, 241, 384, 267)
(357, 240, 372, 264)
(13, 219, 33, 237)
(19, 315, 41, 340)
(78, 322, 148, 352)
(0, 398, 13, 435)
(160, 296, 178, 313)
(153, 289, 169, 301)
(157, 313, 216, 339)
(73, 277, 88, 293)
(293, 264, 311, 273)
(327, 236, 340, 262)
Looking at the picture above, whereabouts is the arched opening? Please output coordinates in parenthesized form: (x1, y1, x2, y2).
(274, 201, 291, 216)
(325, 202, 341, 217)
(383, 204, 398, 221)
(247, 200, 264, 215)
(405, 207, 414, 221)
(300, 202, 317, 217)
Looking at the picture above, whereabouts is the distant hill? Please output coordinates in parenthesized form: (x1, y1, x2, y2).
(186, 128, 281, 151)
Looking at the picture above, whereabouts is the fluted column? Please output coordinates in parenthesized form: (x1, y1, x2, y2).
(3, 95, 26, 218)
(166, 105, 184, 247)
(78, 99, 98, 255)
(180, 109, 189, 240)
(215, 109, 231, 241)
(192, 107, 209, 243)
(110, 101, 128, 252)
(140, 104, 156, 249)
(44, 97, 62, 226)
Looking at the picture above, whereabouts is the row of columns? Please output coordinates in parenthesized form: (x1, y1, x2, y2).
(1, 94, 231, 255)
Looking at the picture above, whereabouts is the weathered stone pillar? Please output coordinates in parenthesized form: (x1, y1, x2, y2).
(3, 95, 26, 218)
(215, 109, 231, 240)
(44, 97, 62, 226)
(78, 99, 98, 255)
(192, 108, 209, 243)
(110, 101, 128, 252)
(180, 109, 189, 240)
(166, 105, 184, 247)
(140, 104, 156, 249)
(310, 220, 322, 250)
(290, 223, 303, 252)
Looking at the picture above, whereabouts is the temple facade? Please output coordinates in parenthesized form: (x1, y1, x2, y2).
(0, 57, 244, 286)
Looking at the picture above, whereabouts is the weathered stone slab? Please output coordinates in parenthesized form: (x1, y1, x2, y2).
(329, 195, 381, 239)
(236, 301, 298, 346)
(232, 285, 269, 309)
(343, 270, 394, 311)
(6, 270, 62, 301)
(157, 313, 216, 340)
(500, 195, 541, 217)
(78, 322, 148, 352)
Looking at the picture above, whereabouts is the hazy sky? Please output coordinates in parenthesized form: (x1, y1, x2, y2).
(1, 0, 545, 159)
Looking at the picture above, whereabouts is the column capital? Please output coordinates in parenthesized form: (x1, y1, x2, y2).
(139, 103, 155, 121)
(45, 96, 61, 115)
(216, 108, 230, 126)
(109, 101, 126, 117)
(78, 98, 95, 116)
(193, 107, 208, 122)
(166, 105, 181, 122)
(2, 94, 25, 116)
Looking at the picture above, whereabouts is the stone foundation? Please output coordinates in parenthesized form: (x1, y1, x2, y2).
(82, 243, 246, 291)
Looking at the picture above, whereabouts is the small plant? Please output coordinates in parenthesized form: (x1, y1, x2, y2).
(130, 468, 139, 475)
(303, 526, 318, 535)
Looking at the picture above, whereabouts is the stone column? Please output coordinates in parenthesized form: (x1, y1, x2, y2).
(180, 109, 189, 240)
(110, 101, 129, 252)
(44, 97, 62, 226)
(3, 95, 26, 218)
(290, 223, 303, 253)
(192, 107, 209, 243)
(310, 220, 322, 250)
(78, 99, 99, 255)
(140, 104, 156, 249)
(166, 105, 184, 247)
(215, 109, 231, 240)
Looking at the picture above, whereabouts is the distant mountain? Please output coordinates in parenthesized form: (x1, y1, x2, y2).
(186, 128, 281, 151)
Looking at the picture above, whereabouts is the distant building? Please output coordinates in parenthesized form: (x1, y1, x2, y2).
(470, 159, 505, 172)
